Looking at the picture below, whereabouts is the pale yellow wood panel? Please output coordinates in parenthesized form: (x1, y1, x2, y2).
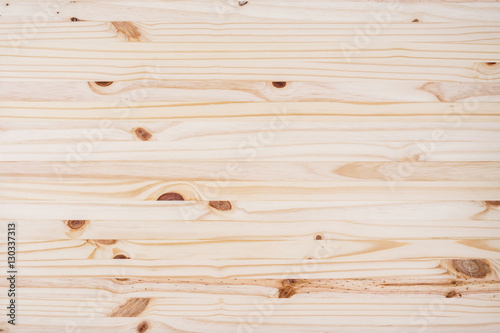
(0, 180, 498, 201)
(2, 219, 500, 241)
(3, 315, 500, 333)
(2, 120, 500, 143)
(3, 21, 500, 43)
(2, 161, 499, 182)
(5, 275, 500, 300)
(0, 41, 498, 82)
(3, 239, 500, 261)
(2, 1, 500, 23)
(1, 142, 498, 162)
(1, 101, 499, 119)
(1, 200, 497, 221)
(1, 1, 499, 331)
(3, 296, 500, 332)
(1, 258, 477, 279)
(1, 81, 499, 103)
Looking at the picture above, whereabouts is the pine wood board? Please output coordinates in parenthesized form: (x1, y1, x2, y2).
(1, 0, 500, 332)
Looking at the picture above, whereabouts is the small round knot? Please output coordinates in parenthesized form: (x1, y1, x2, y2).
(209, 200, 232, 211)
(67, 220, 87, 230)
(134, 127, 152, 141)
(157, 192, 184, 201)
(137, 321, 149, 333)
(272, 81, 287, 88)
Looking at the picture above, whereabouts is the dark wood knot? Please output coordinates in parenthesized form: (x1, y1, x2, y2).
(157, 192, 184, 201)
(137, 321, 149, 333)
(95, 81, 113, 87)
(209, 200, 232, 211)
(134, 127, 152, 141)
(272, 81, 287, 88)
(445, 290, 461, 298)
(113, 254, 130, 259)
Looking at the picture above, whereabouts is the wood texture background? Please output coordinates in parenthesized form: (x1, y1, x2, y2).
(1, 0, 500, 332)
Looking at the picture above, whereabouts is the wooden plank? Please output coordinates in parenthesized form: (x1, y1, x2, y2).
(5, 275, 500, 299)
(1, 200, 498, 221)
(2, 219, 500, 241)
(3, 239, 500, 261)
(3, 120, 500, 142)
(1, 81, 499, 103)
(2, 161, 499, 182)
(1, 101, 500, 118)
(0, 180, 499, 201)
(1, 41, 498, 82)
(3, 22, 500, 43)
(2, 258, 498, 279)
(2, 1, 500, 23)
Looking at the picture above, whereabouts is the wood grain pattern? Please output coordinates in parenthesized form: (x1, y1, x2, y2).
(1, 41, 499, 82)
(1, 0, 500, 332)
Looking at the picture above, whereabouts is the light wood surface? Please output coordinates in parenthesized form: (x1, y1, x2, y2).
(1, 0, 500, 332)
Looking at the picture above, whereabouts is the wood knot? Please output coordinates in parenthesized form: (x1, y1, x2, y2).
(67, 220, 87, 230)
(137, 321, 149, 333)
(278, 285, 296, 298)
(134, 127, 152, 141)
(277, 279, 306, 298)
(70, 17, 79, 22)
(272, 81, 287, 88)
(209, 200, 232, 211)
(111, 22, 142, 42)
(445, 290, 461, 298)
(96, 240, 117, 245)
(114, 278, 130, 283)
(451, 259, 491, 278)
(113, 254, 130, 259)
(95, 81, 113, 87)
(109, 298, 150, 317)
(157, 192, 184, 201)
